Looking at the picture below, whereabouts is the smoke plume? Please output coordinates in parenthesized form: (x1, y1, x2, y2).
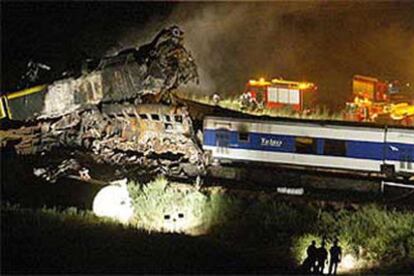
(3, 2, 413, 109)
(157, 2, 414, 108)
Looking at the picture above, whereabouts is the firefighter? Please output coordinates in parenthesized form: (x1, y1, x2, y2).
(302, 240, 318, 273)
(316, 240, 328, 274)
(239, 92, 251, 110)
(212, 93, 221, 105)
(328, 239, 342, 275)
(248, 94, 258, 110)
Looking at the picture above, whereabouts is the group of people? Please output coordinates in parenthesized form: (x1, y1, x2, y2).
(239, 92, 264, 111)
(302, 238, 342, 275)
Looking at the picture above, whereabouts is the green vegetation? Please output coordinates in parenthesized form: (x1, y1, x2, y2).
(319, 205, 414, 272)
(1, 202, 240, 274)
(177, 92, 346, 121)
(125, 177, 413, 273)
(127, 177, 209, 235)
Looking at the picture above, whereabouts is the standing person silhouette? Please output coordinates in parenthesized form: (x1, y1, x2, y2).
(316, 240, 328, 274)
(308, 240, 318, 273)
(328, 239, 342, 275)
(302, 240, 318, 273)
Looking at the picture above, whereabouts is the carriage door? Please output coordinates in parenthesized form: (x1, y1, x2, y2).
(216, 128, 231, 155)
(399, 147, 413, 172)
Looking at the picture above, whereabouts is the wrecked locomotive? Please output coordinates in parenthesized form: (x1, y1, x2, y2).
(1, 26, 205, 182)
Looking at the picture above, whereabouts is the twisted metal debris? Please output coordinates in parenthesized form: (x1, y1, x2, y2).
(1, 26, 204, 182)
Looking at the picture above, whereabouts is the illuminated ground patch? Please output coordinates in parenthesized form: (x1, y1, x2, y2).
(92, 178, 134, 224)
(127, 177, 209, 235)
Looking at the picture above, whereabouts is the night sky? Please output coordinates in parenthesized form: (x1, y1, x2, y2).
(2, 1, 414, 108)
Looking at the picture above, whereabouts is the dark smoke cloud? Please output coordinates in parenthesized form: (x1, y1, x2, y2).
(3, 2, 412, 109)
(141, 2, 413, 108)
(169, 2, 322, 95)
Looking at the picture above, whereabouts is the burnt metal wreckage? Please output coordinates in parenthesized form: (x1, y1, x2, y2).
(1, 25, 206, 183)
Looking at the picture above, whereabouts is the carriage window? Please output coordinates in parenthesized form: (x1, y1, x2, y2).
(323, 139, 346, 156)
(174, 115, 183, 123)
(399, 149, 411, 169)
(151, 114, 160, 121)
(164, 115, 171, 122)
(164, 123, 173, 131)
(295, 137, 317, 154)
(139, 114, 148, 120)
(238, 132, 249, 143)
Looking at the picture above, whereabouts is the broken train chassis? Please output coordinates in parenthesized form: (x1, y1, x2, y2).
(2, 101, 206, 183)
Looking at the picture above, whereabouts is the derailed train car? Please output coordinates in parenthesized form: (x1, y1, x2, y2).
(1, 25, 198, 122)
(0, 26, 205, 181)
(203, 115, 414, 180)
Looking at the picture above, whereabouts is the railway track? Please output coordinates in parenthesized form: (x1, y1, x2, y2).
(63, 164, 414, 211)
(199, 165, 414, 208)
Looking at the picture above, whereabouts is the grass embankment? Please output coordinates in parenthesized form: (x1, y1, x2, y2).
(1, 203, 241, 274)
(176, 91, 346, 121)
(203, 191, 414, 274)
(2, 177, 414, 274)
(127, 177, 414, 273)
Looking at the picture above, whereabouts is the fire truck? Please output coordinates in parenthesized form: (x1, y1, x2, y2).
(346, 75, 414, 125)
(352, 75, 389, 102)
(244, 78, 317, 111)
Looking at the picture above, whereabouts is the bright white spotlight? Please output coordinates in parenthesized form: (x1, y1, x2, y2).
(341, 254, 356, 271)
(92, 178, 133, 224)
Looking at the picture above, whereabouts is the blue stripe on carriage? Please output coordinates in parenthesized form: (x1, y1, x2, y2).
(203, 128, 414, 162)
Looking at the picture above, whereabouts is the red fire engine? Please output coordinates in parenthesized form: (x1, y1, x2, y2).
(352, 75, 388, 102)
(346, 74, 414, 125)
(245, 78, 317, 111)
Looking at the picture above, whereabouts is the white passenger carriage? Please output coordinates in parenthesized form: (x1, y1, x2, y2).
(203, 116, 414, 178)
